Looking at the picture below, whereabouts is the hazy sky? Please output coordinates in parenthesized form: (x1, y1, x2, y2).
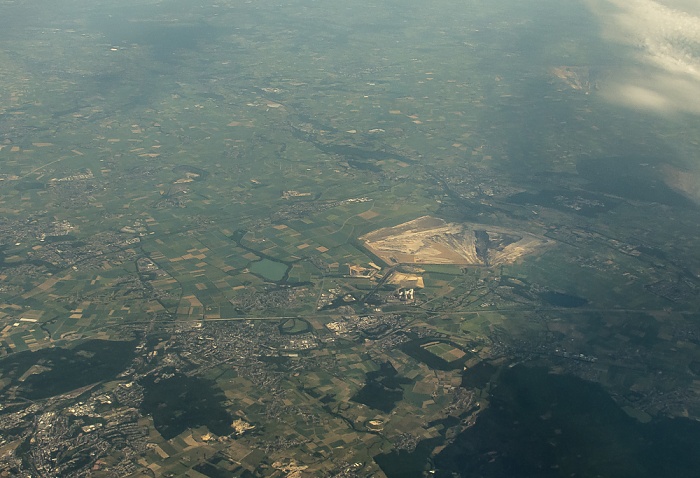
(586, 0, 700, 115)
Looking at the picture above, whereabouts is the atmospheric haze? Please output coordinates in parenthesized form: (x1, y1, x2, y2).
(587, 0, 700, 115)
(2, 0, 700, 477)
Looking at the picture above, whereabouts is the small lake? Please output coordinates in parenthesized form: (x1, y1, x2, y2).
(249, 258, 288, 281)
(540, 291, 588, 308)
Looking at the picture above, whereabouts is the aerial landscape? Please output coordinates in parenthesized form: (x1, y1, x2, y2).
(1, 0, 700, 476)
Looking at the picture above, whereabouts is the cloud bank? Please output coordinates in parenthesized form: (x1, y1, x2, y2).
(586, 0, 700, 115)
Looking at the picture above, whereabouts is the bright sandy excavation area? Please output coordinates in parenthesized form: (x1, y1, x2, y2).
(361, 216, 550, 267)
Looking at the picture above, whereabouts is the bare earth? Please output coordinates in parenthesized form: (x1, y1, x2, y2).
(361, 216, 550, 266)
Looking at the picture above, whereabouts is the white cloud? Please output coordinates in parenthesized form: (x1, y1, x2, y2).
(586, 0, 700, 114)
